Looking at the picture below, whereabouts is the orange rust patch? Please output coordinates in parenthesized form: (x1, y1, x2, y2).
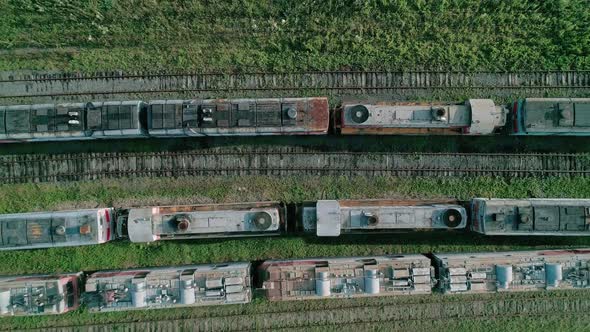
(79, 224, 91, 234)
(157, 202, 281, 214)
(371, 102, 456, 106)
(340, 127, 463, 135)
(28, 223, 43, 238)
(307, 97, 330, 132)
(337, 199, 460, 207)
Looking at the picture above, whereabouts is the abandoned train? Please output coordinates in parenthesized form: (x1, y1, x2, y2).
(1, 198, 590, 251)
(2, 248, 590, 316)
(1, 97, 590, 142)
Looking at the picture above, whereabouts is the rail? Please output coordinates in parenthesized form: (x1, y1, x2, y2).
(1, 149, 588, 183)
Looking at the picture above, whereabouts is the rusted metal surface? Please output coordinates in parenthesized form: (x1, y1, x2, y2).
(0, 97, 329, 142)
(259, 255, 433, 301)
(337, 99, 504, 135)
(84, 263, 251, 312)
(336, 199, 461, 207)
(126, 202, 285, 242)
(339, 127, 463, 135)
(0, 273, 82, 317)
(307, 97, 330, 132)
(0, 209, 113, 251)
(471, 198, 590, 236)
(433, 249, 590, 294)
(156, 202, 282, 214)
(305, 200, 467, 236)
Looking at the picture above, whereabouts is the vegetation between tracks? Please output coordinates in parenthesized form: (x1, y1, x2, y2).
(3, 175, 590, 215)
(1, 175, 589, 329)
(1, 175, 590, 275)
(2, 0, 590, 329)
(2, 289, 590, 331)
(1, 1, 589, 72)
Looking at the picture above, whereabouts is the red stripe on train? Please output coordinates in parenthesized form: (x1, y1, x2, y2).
(105, 209, 111, 241)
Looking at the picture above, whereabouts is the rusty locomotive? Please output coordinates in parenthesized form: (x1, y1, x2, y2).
(2, 248, 590, 316)
(1, 97, 590, 141)
(1, 198, 590, 251)
(0, 97, 329, 142)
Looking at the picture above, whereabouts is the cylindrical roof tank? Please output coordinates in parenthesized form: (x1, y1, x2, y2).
(495, 265, 513, 289)
(545, 263, 563, 288)
(364, 269, 380, 294)
(131, 282, 147, 308)
(0, 290, 10, 314)
(315, 271, 331, 297)
(180, 279, 196, 305)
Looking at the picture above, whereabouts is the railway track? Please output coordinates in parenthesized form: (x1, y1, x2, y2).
(13, 294, 590, 331)
(1, 149, 589, 183)
(1, 70, 589, 99)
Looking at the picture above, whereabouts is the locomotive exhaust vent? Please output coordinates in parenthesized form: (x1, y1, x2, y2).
(54, 225, 66, 236)
(362, 211, 379, 226)
(432, 108, 447, 122)
(519, 213, 532, 224)
(350, 105, 370, 124)
(201, 107, 214, 123)
(175, 215, 191, 232)
(286, 108, 298, 119)
(442, 209, 462, 228)
(67, 110, 80, 126)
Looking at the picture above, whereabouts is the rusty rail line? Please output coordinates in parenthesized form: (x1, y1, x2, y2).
(1, 71, 589, 99)
(1, 149, 588, 183)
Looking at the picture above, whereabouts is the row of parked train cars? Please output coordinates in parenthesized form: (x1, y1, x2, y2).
(2, 248, 590, 316)
(2, 198, 590, 251)
(2, 198, 590, 316)
(1, 97, 590, 141)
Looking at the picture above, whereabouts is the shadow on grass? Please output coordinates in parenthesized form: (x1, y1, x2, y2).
(299, 231, 590, 249)
(149, 231, 590, 250)
(4, 135, 590, 155)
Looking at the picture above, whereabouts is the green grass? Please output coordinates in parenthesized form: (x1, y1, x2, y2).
(1, 0, 589, 72)
(1, 289, 589, 330)
(359, 315, 590, 332)
(1, 176, 589, 329)
(2, 1, 589, 329)
(1, 175, 590, 275)
(3, 175, 590, 214)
